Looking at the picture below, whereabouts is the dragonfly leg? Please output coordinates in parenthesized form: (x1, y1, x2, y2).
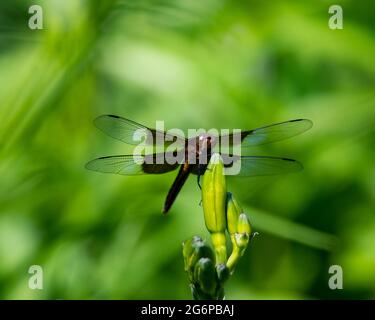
(197, 173, 202, 207)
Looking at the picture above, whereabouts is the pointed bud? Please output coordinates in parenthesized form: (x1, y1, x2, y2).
(182, 236, 214, 279)
(194, 258, 216, 296)
(216, 263, 230, 284)
(237, 213, 251, 235)
(182, 236, 202, 271)
(226, 192, 242, 236)
(235, 213, 251, 249)
(227, 213, 253, 273)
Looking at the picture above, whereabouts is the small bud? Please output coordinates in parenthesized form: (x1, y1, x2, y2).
(237, 213, 251, 235)
(226, 192, 242, 235)
(182, 236, 203, 270)
(216, 263, 230, 284)
(194, 258, 216, 296)
(226, 213, 253, 273)
(182, 236, 214, 279)
(235, 213, 251, 249)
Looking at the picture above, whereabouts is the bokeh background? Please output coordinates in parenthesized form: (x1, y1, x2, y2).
(0, 0, 374, 299)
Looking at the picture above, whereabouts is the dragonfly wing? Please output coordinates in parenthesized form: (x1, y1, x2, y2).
(94, 115, 186, 146)
(85, 153, 180, 175)
(220, 154, 303, 176)
(217, 119, 312, 149)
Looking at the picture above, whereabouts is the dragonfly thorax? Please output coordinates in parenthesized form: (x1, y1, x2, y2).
(183, 134, 216, 165)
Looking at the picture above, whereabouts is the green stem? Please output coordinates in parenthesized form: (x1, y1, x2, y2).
(210, 232, 227, 265)
(226, 235, 246, 274)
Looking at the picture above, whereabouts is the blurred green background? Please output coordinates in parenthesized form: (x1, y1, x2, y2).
(0, 0, 374, 299)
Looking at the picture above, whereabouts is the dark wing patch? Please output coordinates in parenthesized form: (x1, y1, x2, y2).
(85, 153, 180, 175)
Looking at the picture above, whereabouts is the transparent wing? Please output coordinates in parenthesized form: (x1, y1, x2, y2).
(85, 153, 180, 175)
(221, 155, 303, 176)
(94, 115, 186, 147)
(217, 119, 312, 149)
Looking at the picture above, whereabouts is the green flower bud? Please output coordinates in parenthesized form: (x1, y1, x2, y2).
(226, 192, 243, 236)
(194, 258, 216, 296)
(182, 236, 202, 271)
(235, 213, 251, 249)
(216, 263, 230, 284)
(226, 213, 253, 274)
(182, 236, 214, 279)
(202, 153, 227, 234)
(237, 213, 251, 235)
(201, 154, 228, 264)
(183, 236, 228, 300)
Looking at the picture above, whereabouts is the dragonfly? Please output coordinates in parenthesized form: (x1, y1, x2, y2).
(86, 115, 312, 213)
